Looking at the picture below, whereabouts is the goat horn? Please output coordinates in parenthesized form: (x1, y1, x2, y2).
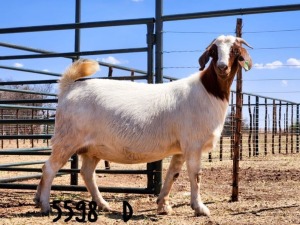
(236, 37, 253, 49)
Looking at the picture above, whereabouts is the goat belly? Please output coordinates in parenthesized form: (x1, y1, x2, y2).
(85, 143, 181, 164)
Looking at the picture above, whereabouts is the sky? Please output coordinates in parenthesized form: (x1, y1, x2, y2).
(0, 0, 300, 103)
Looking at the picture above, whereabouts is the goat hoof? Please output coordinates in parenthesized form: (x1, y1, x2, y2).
(33, 197, 40, 208)
(98, 204, 112, 212)
(157, 204, 173, 215)
(194, 203, 210, 217)
(41, 210, 51, 217)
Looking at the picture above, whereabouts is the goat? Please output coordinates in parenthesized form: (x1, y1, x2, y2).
(34, 35, 252, 217)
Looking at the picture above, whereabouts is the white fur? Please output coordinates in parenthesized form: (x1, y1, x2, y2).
(35, 36, 241, 216)
(214, 35, 236, 68)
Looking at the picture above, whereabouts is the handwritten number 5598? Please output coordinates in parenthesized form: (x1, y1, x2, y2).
(52, 200, 98, 222)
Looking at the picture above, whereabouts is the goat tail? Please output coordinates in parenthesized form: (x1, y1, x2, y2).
(59, 59, 100, 93)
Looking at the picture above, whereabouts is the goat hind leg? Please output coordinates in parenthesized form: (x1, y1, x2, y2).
(157, 154, 185, 215)
(80, 154, 111, 211)
(35, 151, 73, 215)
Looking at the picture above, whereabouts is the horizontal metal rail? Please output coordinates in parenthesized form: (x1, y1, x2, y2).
(0, 104, 56, 111)
(0, 160, 47, 168)
(0, 167, 155, 175)
(0, 183, 154, 194)
(162, 4, 300, 21)
(0, 99, 57, 104)
(0, 75, 149, 86)
(0, 172, 66, 183)
(0, 47, 148, 60)
(0, 134, 52, 140)
(0, 18, 155, 34)
(0, 87, 57, 96)
(0, 119, 55, 125)
(0, 151, 51, 156)
(0, 42, 148, 76)
(0, 65, 62, 77)
(0, 175, 43, 183)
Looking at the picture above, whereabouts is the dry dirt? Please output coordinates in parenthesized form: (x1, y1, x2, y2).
(0, 141, 300, 225)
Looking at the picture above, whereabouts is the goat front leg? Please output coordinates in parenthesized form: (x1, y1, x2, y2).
(80, 154, 111, 211)
(157, 154, 185, 215)
(186, 151, 210, 217)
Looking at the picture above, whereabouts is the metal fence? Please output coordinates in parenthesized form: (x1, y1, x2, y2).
(0, 0, 300, 198)
(0, 0, 162, 195)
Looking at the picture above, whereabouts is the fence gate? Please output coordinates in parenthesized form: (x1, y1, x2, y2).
(0, 0, 162, 195)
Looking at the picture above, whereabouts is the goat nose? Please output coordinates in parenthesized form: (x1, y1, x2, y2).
(218, 63, 228, 71)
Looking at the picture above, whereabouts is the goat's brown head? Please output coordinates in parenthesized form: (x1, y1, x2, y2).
(199, 35, 253, 79)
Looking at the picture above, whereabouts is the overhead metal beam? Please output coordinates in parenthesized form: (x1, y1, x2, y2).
(162, 4, 300, 21)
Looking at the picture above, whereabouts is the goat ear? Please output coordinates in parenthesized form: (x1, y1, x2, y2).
(198, 50, 210, 71)
(238, 47, 252, 71)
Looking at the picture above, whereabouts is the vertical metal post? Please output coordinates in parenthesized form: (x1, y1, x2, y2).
(264, 98, 267, 155)
(279, 101, 282, 153)
(291, 104, 294, 153)
(230, 93, 235, 159)
(70, 0, 81, 186)
(155, 0, 163, 84)
(272, 100, 276, 154)
(146, 23, 154, 84)
(146, 0, 164, 195)
(255, 96, 259, 156)
(232, 18, 242, 202)
(248, 96, 252, 157)
(286, 103, 288, 154)
(297, 104, 299, 153)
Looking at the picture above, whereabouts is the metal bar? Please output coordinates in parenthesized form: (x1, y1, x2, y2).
(255, 96, 259, 156)
(279, 101, 282, 153)
(264, 98, 268, 155)
(146, 23, 154, 84)
(0, 151, 51, 155)
(0, 104, 56, 111)
(0, 18, 155, 34)
(0, 99, 57, 104)
(0, 42, 148, 75)
(0, 175, 42, 183)
(162, 4, 300, 21)
(0, 147, 51, 151)
(70, 0, 81, 187)
(0, 80, 58, 85)
(0, 183, 154, 194)
(297, 104, 300, 153)
(0, 167, 153, 175)
(0, 48, 148, 60)
(0, 65, 62, 77)
(286, 103, 289, 154)
(231, 90, 299, 105)
(248, 96, 252, 157)
(0, 119, 55, 125)
(291, 104, 294, 153)
(272, 100, 276, 154)
(0, 134, 52, 140)
(219, 135, 223, 161)
(0, 160, 47, 168)
(0, 75, 149, 86)
(0, 87, 57, 96)
(155, 0, 163, 84)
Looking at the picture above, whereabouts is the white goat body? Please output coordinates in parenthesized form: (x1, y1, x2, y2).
(53, 67, 227, 164)
(35, 35, 252, 217)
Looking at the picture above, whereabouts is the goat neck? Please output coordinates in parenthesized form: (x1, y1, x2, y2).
(200, 58, 239, 102)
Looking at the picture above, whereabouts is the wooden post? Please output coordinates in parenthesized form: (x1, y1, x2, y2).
(232, 18, 243, 202)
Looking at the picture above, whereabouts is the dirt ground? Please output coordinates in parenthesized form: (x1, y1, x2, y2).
(0, 142, 300, 224)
